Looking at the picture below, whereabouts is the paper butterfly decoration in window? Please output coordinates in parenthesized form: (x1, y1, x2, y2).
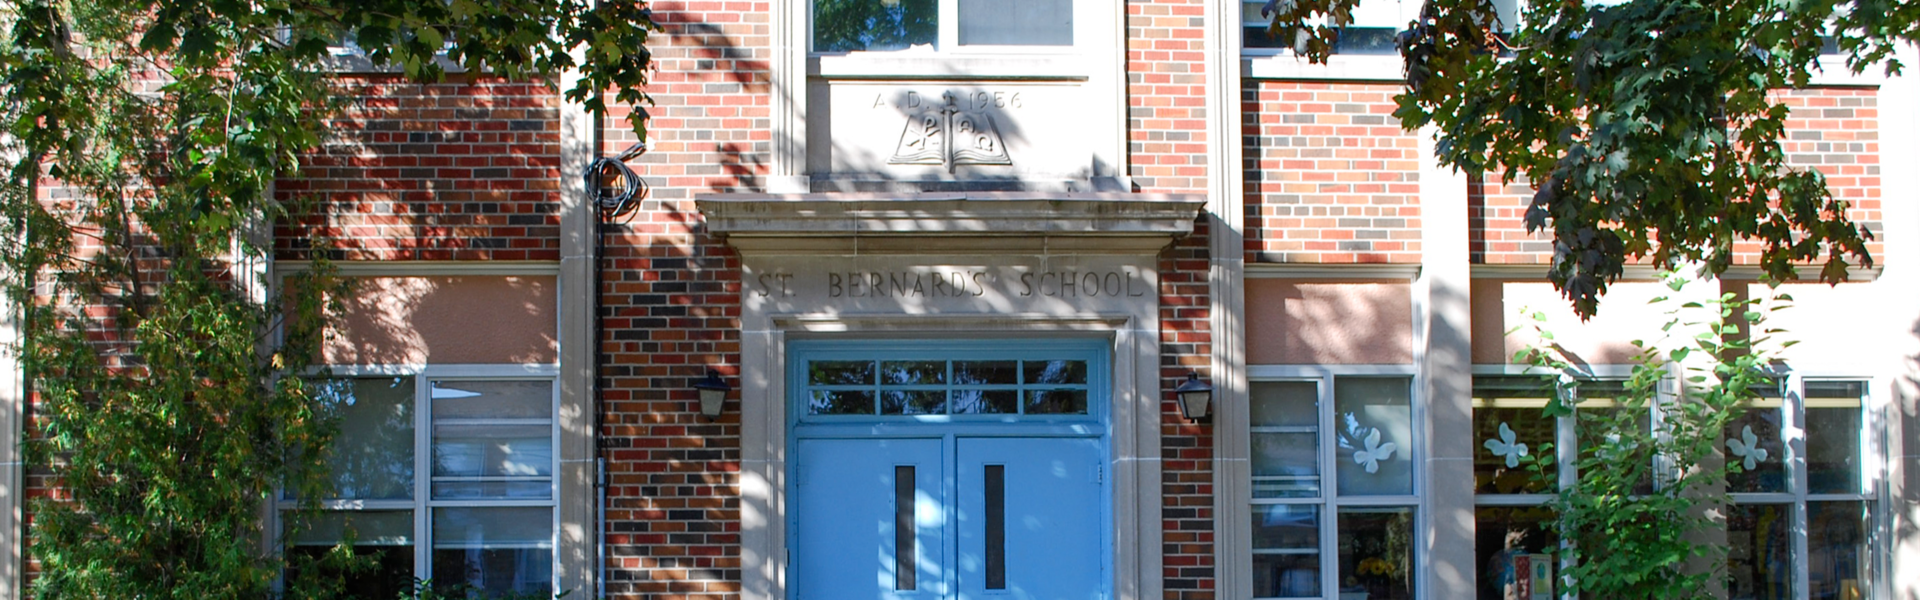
(1353, 428, 1397, 474)
(1483, 422, 1530, 468)
(1726, 425, 1771, 470)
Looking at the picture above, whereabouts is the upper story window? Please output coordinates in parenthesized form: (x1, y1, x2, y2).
(813, 0, 1073, 52)
(1240, 0, 1517, 55)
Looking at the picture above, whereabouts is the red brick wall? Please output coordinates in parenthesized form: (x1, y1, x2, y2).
(1756, 87, 1884, 264)
(1128, 0, 1216, 598)
(1242, 81, 1422, 264)
(1128, 0, 1208, 193)
(1468, 87, 1885, 269)
(276, 75, 564, 261)
(1467, 171, 1551, 264)
(1157, 218, 1217, 600)
(596, 1, 763, 598)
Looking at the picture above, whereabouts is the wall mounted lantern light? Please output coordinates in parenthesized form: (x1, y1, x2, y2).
(1174, 372, 1213, 422)
(694, 370, 731, 421)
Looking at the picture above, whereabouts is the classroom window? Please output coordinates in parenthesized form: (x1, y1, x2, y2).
(1250, 375, 1418, 600)
(283, 375, 558, 598)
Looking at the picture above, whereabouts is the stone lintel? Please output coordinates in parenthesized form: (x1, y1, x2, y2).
(696, 192, 1205, 254)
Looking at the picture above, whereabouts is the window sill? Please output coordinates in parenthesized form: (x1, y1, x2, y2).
(809, 53, 1089, 82)
(319, 51, 469, 75)
(1242, 52, 1402, 82)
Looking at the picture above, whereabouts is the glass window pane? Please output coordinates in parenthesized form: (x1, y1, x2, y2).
(814, 0, 937, 52)
(1727, 503, 1792, 600)
(881, 390, 947, 415)
(1347, 0, 1405, 27)
(881, 361, 946, 386)
(1576, 401, 1655, 496)
(1253, 504, 1319, 550)
(809, 390, 876, 415)
(1335, 377, 1413, 496)
(952, 389, 1017, 414)
(313, 377, 415, 501)
(958, 0, 1071, 46)
(954, 361, 1017, 385)
(1725, 403, 1786, 493)
(1475, 506, 1557, 600)
(1251, 381, 1318, 427)
(433, 480, 554, 500)
(1252, 433, 1320, 498)
(1337, 507, 1414, 600)
(291, 510, 415, 547)
(1026, 390, 1088, 414)
(810, 360, 875, 386)
(1241, 0, 1402, 52)
(1473, 403, 1553, 495)
(1023, 360, 1087, 385)
(1253, 553, 1321, 598)
(432, 507, 554, 596)
(285, 510, 416, 600)
(429, 380, 550, 419)
(1807, 393, 1863, 495)
(432, 424, 554, 478)
(1808, 501, 1870, 600)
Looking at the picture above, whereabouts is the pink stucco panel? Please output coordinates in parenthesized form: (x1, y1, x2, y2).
(322, 275, 558, 366)
(1246, 280, 1414, 365)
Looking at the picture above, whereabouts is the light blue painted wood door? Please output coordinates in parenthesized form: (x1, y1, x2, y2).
(795, 438, 946, 600)
(793, 437, 1105, 600)
(955, 437, 1105, 600)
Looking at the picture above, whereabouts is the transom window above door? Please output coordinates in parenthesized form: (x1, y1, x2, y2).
(790, 340, 1105, 420)
(812, 0, 1074, 52)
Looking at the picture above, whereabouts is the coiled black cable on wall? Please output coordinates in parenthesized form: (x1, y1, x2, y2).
(586, 139, 645, 599)
(585, 141, 649, 217)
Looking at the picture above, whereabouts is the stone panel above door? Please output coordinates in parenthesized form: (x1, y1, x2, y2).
(808, 80, 1123, 192)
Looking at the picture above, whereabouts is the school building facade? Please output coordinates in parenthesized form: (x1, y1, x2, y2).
(1, 1, 1917, 600)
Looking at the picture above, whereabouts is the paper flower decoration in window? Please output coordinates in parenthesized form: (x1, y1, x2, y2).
(1353, 428, 1397, 474)
(1726, 425, 1770, 470)
(1483, 422, 1530, 468)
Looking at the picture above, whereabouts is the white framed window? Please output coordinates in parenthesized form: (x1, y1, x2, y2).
(812, 0, 1075, 53)
(1471, 375, 1636, 600)
(1468, 373, 1882, 600)
(1248, 369, 1419, 599)
(1726, 376, 1879, 600)
(1239, 0, 1419, 54)
(1239, 0, 1520, 81)
(280, 368, 560, 598)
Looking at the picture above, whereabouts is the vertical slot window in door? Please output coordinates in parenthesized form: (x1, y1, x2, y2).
(985, 464, 1006, 590)
(895, 465, 917, 591)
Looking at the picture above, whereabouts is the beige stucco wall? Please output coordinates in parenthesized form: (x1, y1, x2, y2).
(322, 275, 558, 365)
(1245, 280, 1414, 365)
(1470, 279, 1673, 365)
(1744, 281, 1892, 370)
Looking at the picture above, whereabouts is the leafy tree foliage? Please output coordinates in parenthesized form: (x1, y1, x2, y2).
(0, 0, 657, 597)
(1514, 276, 1792, 597)
(1260, 0, 1894, 317)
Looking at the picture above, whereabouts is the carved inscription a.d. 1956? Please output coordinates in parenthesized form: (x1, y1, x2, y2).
(878, 90, 1022, 172)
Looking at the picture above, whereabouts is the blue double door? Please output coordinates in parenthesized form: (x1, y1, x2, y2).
(794, 436, 1108, 600)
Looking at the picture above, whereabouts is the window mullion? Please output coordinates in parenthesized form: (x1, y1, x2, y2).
(938, 0, 959, 49)
(1318, 375, 1338, 595)
(1785, 373, 1811, 600)
(415, 378, 433, 583)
